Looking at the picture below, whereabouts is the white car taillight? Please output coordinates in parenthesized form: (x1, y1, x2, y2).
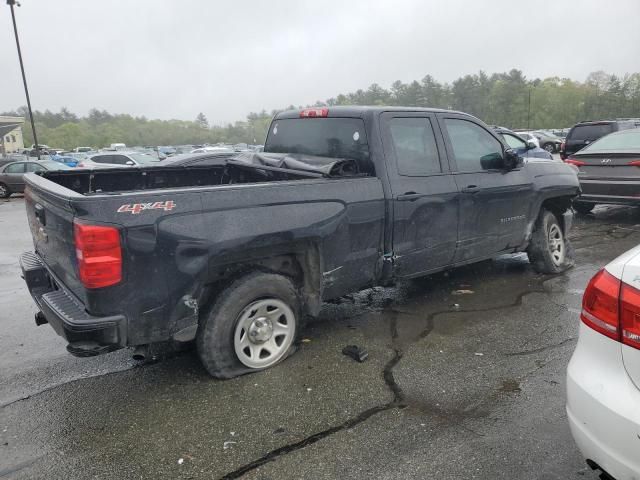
(582, 269, 640, 349)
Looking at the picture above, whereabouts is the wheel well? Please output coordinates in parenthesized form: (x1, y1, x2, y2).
(201, 245, 322, 319)
(540, 196, 573, 230)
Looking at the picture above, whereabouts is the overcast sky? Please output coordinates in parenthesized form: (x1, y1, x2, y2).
(1, 0, 639, 124)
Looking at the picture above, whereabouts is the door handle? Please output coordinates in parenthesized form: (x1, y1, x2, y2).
(461, 185, 480, 194)
(397, 192, 423, 202)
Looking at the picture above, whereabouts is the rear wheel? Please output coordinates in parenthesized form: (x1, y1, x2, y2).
(197, 272, 301, 378)
(0, 183, 10, 199)
(527, 210, 574, 274)
(573, 201, 595, 214)
(542, 143, 555, 153)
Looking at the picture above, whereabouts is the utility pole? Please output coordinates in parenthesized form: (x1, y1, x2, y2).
(8, 0, 40, 159)
(527, 88, 532, 130)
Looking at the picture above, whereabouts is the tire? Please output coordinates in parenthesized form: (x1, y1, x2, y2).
(542, 143, 555, 153)
(573, 201, 595, 214)
(527, 210, 574, 274)
(197, 272, 301, 378)
(0, 183, 10, 199)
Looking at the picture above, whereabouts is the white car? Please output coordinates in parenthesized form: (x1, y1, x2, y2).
(514, 132, 541, 148)
(77, 152, 161, 168)
(567, 245, 640, 480)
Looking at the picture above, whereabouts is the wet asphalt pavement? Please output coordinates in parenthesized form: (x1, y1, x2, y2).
(2, 195, 640, 479)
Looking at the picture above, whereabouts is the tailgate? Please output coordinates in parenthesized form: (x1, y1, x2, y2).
(24, 176, 85, 301)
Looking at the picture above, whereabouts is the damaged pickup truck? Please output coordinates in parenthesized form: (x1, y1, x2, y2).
(20, 107, 580, 378)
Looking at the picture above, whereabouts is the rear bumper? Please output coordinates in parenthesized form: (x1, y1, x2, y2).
(578, 179, 640, 206)
(566, 324, 640, 480)
(577, 194, 640, 206)
(20, 251, 126, 356)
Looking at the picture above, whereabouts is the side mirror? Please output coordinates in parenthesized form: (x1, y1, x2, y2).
(125, 160, 135, 166)
(526, 140, 537, 150)
(503, 148, 522, 170)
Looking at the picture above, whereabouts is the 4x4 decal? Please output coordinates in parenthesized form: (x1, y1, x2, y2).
(117, 201, 176, 215)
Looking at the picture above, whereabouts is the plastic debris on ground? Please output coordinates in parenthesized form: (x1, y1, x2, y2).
(342, 345, 369, 362)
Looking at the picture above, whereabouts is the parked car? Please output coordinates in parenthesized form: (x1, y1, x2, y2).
(159, 151, 235, 167)
(567, 245, 640, 480)
(565, 128, 640, 213)
(531, 130, 563, 153)
(78, 151, 162, 168)
(492, 126, 553, 160)
(20, 106, 579, 377)
(49, 154, 79, 168)
(0, 160, 71, 198)
(551, 128, 570, 140)
(513, 131, 540, 148)
(560, 120, 639, 160)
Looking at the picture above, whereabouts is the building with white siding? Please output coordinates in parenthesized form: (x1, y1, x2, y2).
(0, 116, 25, 155)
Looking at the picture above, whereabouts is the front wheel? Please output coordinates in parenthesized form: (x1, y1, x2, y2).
(0, 183, 10, 199)
(543, 143, 555, 153)
(197, 272, 301, 378)
(527, 210, 574, 274)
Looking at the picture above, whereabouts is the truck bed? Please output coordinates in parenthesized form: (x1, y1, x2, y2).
(40, 161, 326, 195)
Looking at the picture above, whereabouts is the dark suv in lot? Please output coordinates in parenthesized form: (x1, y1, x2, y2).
(560, 119, 640, 160)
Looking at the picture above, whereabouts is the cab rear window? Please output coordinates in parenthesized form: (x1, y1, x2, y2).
(264, 118, 370, 165)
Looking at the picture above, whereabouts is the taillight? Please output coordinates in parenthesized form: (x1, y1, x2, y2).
(582, 269, 620, 340)
(627, 160, 640, 167)
(620, 283, 640, 349)
(300, 108, 328, 118)
(564, 159, 586, 167)
(74, 220, 122, 288)
(581, 268, 640, 350)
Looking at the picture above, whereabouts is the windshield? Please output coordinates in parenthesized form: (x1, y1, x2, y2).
(265, 118, 370, 163)
(570, 124, 614, 141)
(579, 129, 640, 153)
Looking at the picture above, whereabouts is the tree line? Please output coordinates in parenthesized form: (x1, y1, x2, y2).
(4, 69, 639, 150)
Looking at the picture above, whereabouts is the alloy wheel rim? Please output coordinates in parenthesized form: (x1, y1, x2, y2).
(548, 223, 565, 266)
(234, 298, 295, 369)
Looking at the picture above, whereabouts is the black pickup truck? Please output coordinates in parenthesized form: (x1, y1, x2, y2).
(20, 107, 580, 378)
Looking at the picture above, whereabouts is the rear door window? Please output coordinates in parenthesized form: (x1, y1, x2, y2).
(111, 155, 131, 165)
(388, 117, 441, 175)
(26, 163, 46, 172)
(571, 124, 614, 141)
(91, 155, 112, 164)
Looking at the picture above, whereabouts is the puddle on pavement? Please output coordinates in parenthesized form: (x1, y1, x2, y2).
(317, 252, 550, 348)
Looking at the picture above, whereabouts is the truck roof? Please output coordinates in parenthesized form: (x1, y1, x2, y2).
(274, 105, 466, 119)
